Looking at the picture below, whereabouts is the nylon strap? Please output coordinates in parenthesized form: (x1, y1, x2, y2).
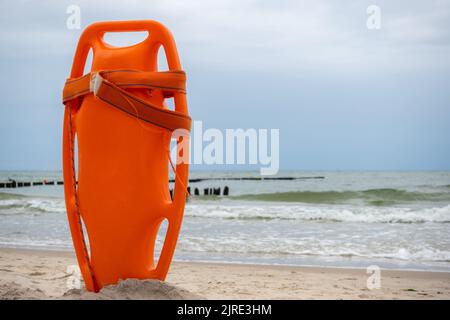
(63, 70, 191, 132)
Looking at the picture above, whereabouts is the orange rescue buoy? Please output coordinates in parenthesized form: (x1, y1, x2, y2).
(61, 20, 191, 292)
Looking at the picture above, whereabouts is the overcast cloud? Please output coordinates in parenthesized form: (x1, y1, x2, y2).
(0, 0, 449, 170)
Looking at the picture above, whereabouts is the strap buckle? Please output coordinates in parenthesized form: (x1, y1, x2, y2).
(90, 72, 103, 97)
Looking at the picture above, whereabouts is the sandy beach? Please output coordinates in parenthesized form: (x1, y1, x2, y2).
(0, 247, 449, 300)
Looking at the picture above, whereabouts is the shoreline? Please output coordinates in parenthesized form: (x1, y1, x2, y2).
(1, 247, 450, 299)
(1, 245, 449, 273)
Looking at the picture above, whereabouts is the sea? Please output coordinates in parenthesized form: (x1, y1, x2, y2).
(1, 171, 450, 271)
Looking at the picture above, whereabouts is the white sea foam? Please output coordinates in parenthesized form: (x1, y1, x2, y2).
(0, 198, 66, 215)
(178, 237, 450, 262)
(185, 202, 450, 223)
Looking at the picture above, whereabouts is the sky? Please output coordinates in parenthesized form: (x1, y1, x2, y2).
(0, 0, 449, 171)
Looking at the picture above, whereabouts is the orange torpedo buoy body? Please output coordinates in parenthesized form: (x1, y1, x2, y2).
(61, 20, 191, 292)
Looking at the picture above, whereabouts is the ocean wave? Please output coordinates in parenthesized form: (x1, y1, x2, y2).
(0, 193, 65, 215)
(179, 237, 450, 263)
(230, 188, 450, 205)
(185, 203, 450, 223)
(0, 192, 25, 200)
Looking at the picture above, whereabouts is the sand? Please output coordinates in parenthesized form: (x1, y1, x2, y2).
(0, 247, 449, 300)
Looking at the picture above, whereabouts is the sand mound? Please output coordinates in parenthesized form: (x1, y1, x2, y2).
(0, 278, 203, 300)
(62, 279, 204, 300)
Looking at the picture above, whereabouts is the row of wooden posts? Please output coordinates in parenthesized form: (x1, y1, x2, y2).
(169, 186, 229, 199)
(0, 180, 63, 188)
(0, 179, 230, 197)
(1, 176, 324, 189)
